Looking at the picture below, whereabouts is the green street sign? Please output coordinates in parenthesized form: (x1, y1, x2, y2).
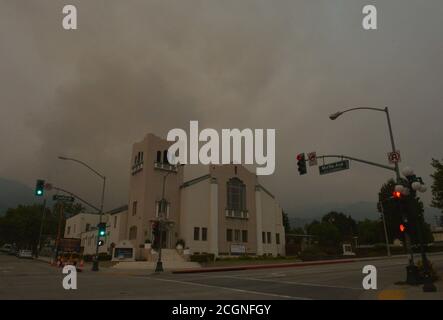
(319, 160, 350, 175)
(53, 194, 75, 202)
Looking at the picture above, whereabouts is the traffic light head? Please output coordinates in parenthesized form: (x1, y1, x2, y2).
(392, 191, 402, 199)
(35, 179, 45, 196)
(97, 222, 106, 237)
(297, 153, 307, 175)
(399, 223, 406, 233)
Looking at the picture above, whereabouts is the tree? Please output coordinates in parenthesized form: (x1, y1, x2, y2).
(430, 158, 443, 215)
(378, 178, 434, 245)
(0, 204, 59, 251)
(306, 220, 341, 252)
(357, 219, 384, 245)
(282, 211, 291, 233)
(321, 211, 357, 241)
(63, 202, 86, 218)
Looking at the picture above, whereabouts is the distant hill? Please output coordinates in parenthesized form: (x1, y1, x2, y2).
(0, 178, 36, 216)
(288, 201, 442, 229)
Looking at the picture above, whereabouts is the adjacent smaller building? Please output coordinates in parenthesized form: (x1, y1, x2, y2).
(64, 206, 128, 256)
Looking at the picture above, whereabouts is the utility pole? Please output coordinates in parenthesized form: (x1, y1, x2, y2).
(54, 202, 64, 262)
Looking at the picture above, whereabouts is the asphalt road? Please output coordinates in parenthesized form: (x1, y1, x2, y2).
(1, 253, 442, 300)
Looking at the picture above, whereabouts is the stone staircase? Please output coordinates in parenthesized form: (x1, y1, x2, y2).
(112, 249, 200, 271)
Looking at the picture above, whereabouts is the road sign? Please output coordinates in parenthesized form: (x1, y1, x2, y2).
(308, 152, 317, 166)
(53, 194, 75, 202)
(319, 160, 350, 175)
(388, 151, 401, 164)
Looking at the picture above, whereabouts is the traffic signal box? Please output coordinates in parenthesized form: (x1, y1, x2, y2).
(35, 179, 45, 196)
(297, 153, 307, 175)
(97, 222, 107, 246)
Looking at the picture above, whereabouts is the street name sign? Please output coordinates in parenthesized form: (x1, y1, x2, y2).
(53, 195, 75, 202)
(319, 160, 350, 175)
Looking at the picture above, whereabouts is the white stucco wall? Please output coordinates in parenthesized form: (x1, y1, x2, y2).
(259, 189, 285, 256)
(180, 178, 211, 253)
(64, 213, 100, 239)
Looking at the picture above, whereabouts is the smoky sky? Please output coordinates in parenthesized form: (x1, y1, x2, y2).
(1, 0, 442, 215)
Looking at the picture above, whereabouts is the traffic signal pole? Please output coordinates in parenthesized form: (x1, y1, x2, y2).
(57, 156, 106, 272)
(36, 198, 47, 258)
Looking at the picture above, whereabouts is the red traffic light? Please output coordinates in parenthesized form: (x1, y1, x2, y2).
(399, 224, 406, 233)
(392, 191, 402, 199)
(297, 154, 303, 161)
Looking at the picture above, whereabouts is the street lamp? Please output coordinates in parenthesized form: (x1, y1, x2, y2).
(329, 107, 401, 182)
(155, 172, 172, 273)
(58, 156, 106, 271)
(401, 167, 437, 292)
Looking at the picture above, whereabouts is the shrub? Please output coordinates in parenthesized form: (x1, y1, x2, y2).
(98, 253, 112, 261)
(190, 253, 215, 263)
(417, 259, 440, 282)
(299, 246, 330, 261)
(176, 239, 185, 247)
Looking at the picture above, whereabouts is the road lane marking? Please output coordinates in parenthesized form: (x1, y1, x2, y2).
(221, 275, 363, 291)
(149, 277, 311, 300)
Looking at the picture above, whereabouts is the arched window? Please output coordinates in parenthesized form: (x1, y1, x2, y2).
(129, 226, 137, 240)
(227, 178, 246, 211)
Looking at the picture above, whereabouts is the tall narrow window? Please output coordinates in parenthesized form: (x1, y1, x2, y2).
(242, 230, 248, 243)
(276, 233, 280, 245)
(156, 151, 161, 163)
(129, 226, 137, 240)
(267, 232, 272, 244)
(227, 178, 246, 212)
(234, 230, 240, 242)
(262, 232, 266, 244)
(194, 227, 200, 241)
(163, 150, 169, 164)
(132, 201, 137, 216)
(202, 228, 208, 241)
(114, 216, 117, 228)
(227, 229, 233, 242)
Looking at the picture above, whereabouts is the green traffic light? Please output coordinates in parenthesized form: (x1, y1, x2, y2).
(35, 179, 45, 196)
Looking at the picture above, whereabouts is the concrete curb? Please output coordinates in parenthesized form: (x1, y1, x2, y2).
(172, 259, 361, 274)
(171, 254, 423, 274)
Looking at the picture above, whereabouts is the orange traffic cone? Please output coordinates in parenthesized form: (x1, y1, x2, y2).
(77, 259, 84, 272)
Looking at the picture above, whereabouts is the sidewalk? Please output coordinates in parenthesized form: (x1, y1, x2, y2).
(363, 279, 443, 300)
(171, 253, 429, 274)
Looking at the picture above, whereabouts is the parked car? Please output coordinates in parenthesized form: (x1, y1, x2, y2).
(0, 244, 12, 253)
(18, 249, 33, 259)
(8, 246, 18, 256)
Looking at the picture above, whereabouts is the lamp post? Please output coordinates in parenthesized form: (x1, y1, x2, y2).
(155, 172, 171, 273)
(58, 156, 106, 271)
(401, 167, 436, 292)
(329, 107, 401, 182)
